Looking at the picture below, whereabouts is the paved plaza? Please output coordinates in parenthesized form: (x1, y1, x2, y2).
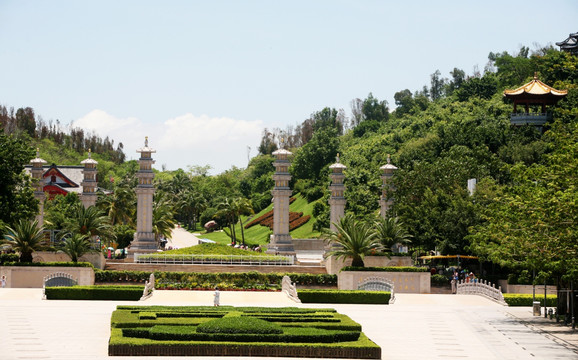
(0, 289, 576, 360)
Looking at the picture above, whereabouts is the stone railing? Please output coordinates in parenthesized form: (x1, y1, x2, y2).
(456, 279, 507, 305)
(42, 272, 77, 299)
(357, 276, 395, 304)
(134, 254, 294, 266)
(282, 275, 301, 303)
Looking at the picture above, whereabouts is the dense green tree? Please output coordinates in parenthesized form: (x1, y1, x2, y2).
(0, 130, 37, 226)
(467, 122, 578, 278)
(291, 128, 339, 181)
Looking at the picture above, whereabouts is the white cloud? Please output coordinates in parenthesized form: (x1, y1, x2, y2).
(75, 110, 263, 174)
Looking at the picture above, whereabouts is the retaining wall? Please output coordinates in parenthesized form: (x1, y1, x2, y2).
(0, 266, 95, 288)
(339, 271, 430, 294)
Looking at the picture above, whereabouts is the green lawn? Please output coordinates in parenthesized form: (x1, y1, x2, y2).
(199, 193, 321, 246)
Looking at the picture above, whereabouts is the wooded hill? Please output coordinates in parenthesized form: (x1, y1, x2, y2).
(1, 46, 576, 279)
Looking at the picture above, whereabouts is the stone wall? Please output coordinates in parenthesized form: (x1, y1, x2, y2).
(497, 280, 557, 295)
(32, 251, 106, 269)
(291, 239, 325, 251)
(325, 255, 413, 274)
(0, 266, 95, 288)
(339, 271, 430, 294)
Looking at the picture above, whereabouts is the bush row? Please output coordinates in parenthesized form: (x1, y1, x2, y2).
(0, 254, 19, 264)
(298, 290, 391, 304)
(244, 197, 296, 229)
(45, 285, 144, 300)
(95, 270, 337, 288)
(289, 214, 311, 231)
(503, 294, 557, 307)
(341, 266, 428, 272)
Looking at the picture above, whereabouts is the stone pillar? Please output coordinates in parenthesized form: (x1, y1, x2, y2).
(267, 148, 295, 256)
(379, 154, 398, 218)
(30, 148, 46, 226)
(328, 154, 346, 232)
(130, 137, 157, 255)
(80, 149, 98, 209)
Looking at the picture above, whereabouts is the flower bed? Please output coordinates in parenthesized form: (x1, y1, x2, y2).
(109, 305, 380, 358)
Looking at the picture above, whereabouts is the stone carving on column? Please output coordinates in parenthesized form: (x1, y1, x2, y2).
(379, 154, 398, 218)
(130, 137, 157, 256)
(328, 154, 346, 232)
(30, 148, 47, 226)
(266, 145, 295, 256)
(80, 149, 98, 209)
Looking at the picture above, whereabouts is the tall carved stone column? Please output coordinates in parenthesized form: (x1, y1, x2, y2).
(328, 154, 346, 232)
(130, 137, 157, 255)
(30, 148, 46, 226)
(267, 148, 295, 256)
(379, 154, 398, 218)
(80, 149, 98, 209)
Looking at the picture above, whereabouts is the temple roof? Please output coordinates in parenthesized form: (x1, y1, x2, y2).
(380, 155, 398, 171)
(503, 76, 567, 105)
(556, 32, 578, 52)
(329, 154, 346, 170)
(272, 148, 292, 156)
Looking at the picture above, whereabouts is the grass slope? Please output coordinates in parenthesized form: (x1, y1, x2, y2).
(200, 193, 321, 246)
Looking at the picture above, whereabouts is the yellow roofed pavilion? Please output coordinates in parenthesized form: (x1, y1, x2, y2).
(503, 74, 567, 127)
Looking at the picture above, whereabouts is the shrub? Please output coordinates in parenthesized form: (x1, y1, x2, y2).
(0, 253, 19, 264)
(45, 285, 143, 300)
(503, 294, 557, 307)
(298, 290, 391, 304)
(431, 274, 448, 286)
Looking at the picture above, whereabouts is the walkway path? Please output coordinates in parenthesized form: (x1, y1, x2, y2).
(0, 289, 576, 359)
(166, 226, 200, 249)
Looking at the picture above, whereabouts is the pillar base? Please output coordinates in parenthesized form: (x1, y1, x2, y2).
(267, 234, 296, 257)
(128, 232, 158, 257)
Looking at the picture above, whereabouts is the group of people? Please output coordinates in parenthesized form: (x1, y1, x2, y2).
(450, 270, 477, 294)
(229, 243, 262, 252)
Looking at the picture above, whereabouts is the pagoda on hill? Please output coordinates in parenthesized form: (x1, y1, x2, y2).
(503, 74, 567, 128)
(556, 32, 578, 55)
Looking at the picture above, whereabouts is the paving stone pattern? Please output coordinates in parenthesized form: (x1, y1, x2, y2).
(0, 289, 576, 360)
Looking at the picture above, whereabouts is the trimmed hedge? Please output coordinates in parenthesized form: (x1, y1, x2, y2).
(95, 270, 337, 289)
(298, 290, 391, 304)
(45, 285, 143, 300)
(197, 316, 283, 334)
(110, 305, 379, 358)
(342, 266, 427, 272)
(503, 294, 557, 307)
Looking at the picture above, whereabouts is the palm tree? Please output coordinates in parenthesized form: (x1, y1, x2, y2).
(59, 233, 98, 263)
(216, 198, 237, 244)
(232, 197, 254, 246)
(322, 214, 380, 267)
(152, 197, 176, 244)
(66, 204, 114, 246)
(97, 182, 136, 226)
(2, 219, 48, 262)
(374, 216, 412, 254)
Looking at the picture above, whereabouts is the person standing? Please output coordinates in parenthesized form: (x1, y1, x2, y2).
(1, 275, 6, 288)
(213, 287, 220, 307)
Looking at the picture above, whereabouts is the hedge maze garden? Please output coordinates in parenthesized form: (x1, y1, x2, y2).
(109, 305, 381, 358)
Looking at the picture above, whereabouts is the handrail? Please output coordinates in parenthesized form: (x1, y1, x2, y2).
(456, 279, 507, 305)
(134, 253, 295, 266)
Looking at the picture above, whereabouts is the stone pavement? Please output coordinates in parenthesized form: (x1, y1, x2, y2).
(0, 289, 576, 360)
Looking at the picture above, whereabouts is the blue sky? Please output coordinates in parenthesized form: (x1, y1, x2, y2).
(1, 1, 576, 173)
